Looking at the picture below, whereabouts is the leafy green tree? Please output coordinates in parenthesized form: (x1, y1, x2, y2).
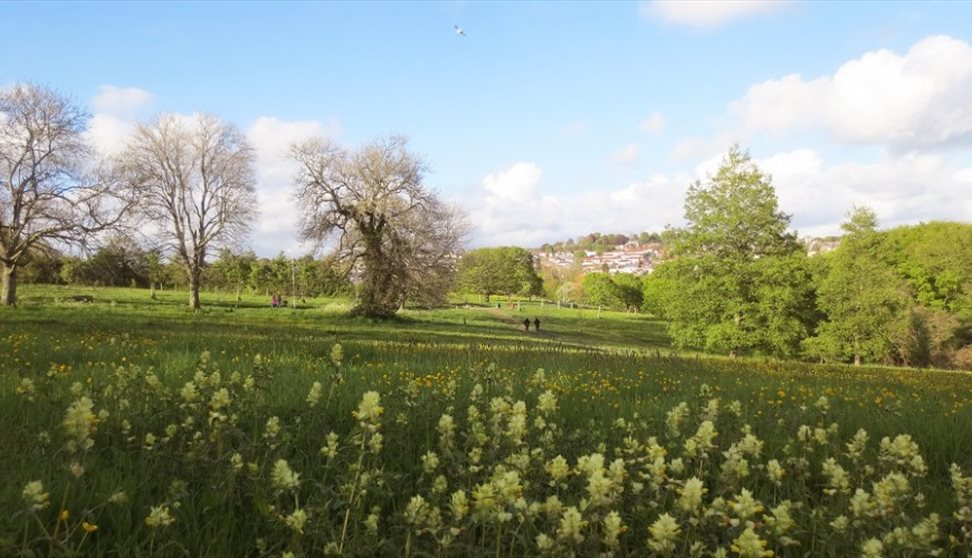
(298, 256, 354, 298)
(144, 247, 167, 298)
(457, 246, 541, 301)
(641, 269, 674, 317)
(210, 250, 255, 301)
(582, 272, 621, 316)
(882, 221, 972, 318)
(860, 220, 972, 366)
(612, 273, 644, 312)
(804, 207, 908, 365)
(653, 145, 804, 357)
(86, 235, 148, 287)
(751, 253, 820, 357)
(59, 256, 92, 285)
(249, 260, 274, 296)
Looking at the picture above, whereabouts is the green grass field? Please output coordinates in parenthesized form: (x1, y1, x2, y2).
(2, 284, 972, 556)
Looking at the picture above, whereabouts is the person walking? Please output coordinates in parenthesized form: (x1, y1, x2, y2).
(534, 317, 541, 332)
(523, 318, 531, 331)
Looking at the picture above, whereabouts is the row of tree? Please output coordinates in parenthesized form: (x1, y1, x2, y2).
(644, 146, 972, 368)
(21, 241, 354, 301)
(2, 83, 465, 315)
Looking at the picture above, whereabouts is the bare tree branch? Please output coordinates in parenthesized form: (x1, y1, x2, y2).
(117, 114, 256, 309)
(292, 135, 467, 317)
(1, 83, 134, 305)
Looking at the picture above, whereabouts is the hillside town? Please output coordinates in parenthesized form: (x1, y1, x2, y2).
(537, 240, 663, 276)
(536, 235, 843, 276)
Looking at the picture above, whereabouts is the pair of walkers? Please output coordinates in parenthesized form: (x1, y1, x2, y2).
(523, 317, 541, 332)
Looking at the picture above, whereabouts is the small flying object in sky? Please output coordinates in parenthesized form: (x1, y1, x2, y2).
(454, 24, 466, 37)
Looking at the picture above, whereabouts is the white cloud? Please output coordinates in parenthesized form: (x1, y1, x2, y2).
(757, 149, 972, 237)
(670, 132, 738, 162)
(465, 148, 972, 248)
(610, 143, 639, 165)
(638, 111, 666, 134)
(91, 86, 153, 117)
(86, 85, 153, 156)
(246, 116, 342, 256)
(466, 162, 693, 247)
(642, 0, 786, 29)
(731, 35, 972, 149)
(481, 162, 542, 204)
(84, 87, 345, 257)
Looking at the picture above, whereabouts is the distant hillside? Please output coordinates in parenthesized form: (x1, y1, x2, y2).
(536, 231, 663, 255)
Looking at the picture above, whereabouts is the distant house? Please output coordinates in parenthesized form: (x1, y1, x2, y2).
(804, 237, 841, 256)
(539, 242, 661, 276)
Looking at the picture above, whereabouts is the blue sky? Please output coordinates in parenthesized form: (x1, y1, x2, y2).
(3, 1, 972, 255)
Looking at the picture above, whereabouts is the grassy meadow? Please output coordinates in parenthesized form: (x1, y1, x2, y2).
(2, 284, 972, 556)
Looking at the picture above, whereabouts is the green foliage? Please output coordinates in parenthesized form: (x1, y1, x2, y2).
(653, 145, 806, 357)
(611, 273, 644, 312)
(882, 221, 972, 319)
(805, 209, 908, 365)
(580, 272, 644, 312)
(458, 246, 542, 301)
(750, 254, 820, 358)
(58, 236, 150, 288)
(809, 218, 972, 366)
(209, 249, 256, 298)
(581, 272, 622, 309)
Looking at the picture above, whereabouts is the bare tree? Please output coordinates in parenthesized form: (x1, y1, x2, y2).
(0, 83, 132, 306)
(293, 135, 467, 317)
(118, 114, 256, 309)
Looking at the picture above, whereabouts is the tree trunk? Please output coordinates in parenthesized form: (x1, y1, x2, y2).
(1, 264, 16, 306)
(150, 282, 156, 300)
(188, 268, 201, 310)
(355, 248, 400, 318)
(854, 354, 861, 366)
(235, 284, 242, 302)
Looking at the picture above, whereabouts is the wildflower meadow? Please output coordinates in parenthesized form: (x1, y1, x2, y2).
(2, 286, 972, 556)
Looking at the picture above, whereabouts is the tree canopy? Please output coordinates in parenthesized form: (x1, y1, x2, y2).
(457, 246, 542, 301)
(650, 145, 809, 357)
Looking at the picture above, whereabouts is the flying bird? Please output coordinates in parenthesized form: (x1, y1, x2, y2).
(454, 24, 466, 37)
